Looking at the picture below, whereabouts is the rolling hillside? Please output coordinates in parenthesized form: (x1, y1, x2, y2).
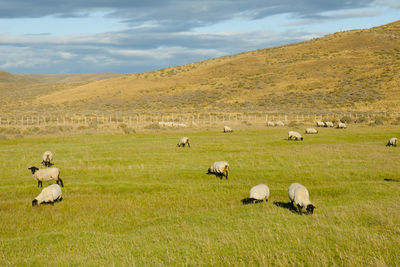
(1, 20, 400, 116)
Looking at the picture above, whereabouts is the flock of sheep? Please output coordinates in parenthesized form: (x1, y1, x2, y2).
(27, 123, 397, 215)
(28, 151, 63, 206)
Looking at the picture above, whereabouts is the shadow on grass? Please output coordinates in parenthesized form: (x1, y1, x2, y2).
(273, 201, 298, 214)
(384, 178, 400, 182)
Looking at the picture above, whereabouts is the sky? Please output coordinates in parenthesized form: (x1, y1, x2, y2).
(0, 0, 399, 74)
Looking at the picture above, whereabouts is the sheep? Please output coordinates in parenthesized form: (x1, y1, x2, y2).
(288, 183, 315, 215)
(386, 137, 398, 147)
(316, 121, 325, 127)
(267, 121, 275, 127)
(288, 131, 303, 141)
(241, 184, 270, 204)
(28, 166, 64, 188)
(41, 151, 54, 167)
(276, 121, 285, 126)
(223, 126, 233, 133)
(177, 137, 190, 147)
(207, 161, 229, 179)
(32, 184, 63, 206)
(325, 121, 334, 127)
(337, 122, 346, 129)
(305, 128, 318, 134)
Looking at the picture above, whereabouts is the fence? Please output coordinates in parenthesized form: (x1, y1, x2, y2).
(0, 112, 398, 128)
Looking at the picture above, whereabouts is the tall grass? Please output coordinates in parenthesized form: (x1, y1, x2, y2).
(0, 126, 399, 265)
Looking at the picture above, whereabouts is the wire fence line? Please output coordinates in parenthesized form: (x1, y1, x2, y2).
(0, 112, 398, 128)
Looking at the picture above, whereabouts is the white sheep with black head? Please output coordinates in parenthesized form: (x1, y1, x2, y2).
(32, 184, 62, 206)
(288, 183, 315, 215)
(177, 137, 190, 147)
(207, 161, 229, 179)
(41, 151, 54, 167)
(241, 184, 270, 204)
(28, 166, 64, 188)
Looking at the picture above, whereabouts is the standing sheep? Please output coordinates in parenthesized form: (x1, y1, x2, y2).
(223, 126, 233, 133)
(267, 121, 275, 127)
(305, 128, 318, 134)
(288, 183, 315, 215)
(41, 151, 54, 167)
(386, 137, 398, 147)
(32, 184, 62, 206)
(207, 161, 229, 179)
(316, 121, 325, 127)
(288, 131, 303, 141)
(241, 184, 270, 204)
(28, 166, 64, 188)
(276, 121, 285, 126)
(325, 121, 334, 127)
(337, 122, 346, 129)
(177, 137, 190, 147)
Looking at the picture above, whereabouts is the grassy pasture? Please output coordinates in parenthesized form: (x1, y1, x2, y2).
(0, 126, 399, 266)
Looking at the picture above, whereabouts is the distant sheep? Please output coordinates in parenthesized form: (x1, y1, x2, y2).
(288, 131, 303, 141)
(386, 137, 398, 147)
(276, 121, 285, 126)
(316, 121, 325, 127)
(223, 126, 233, 133)
(288, 183, 315, 215)
(28, 166, 64, 188)
(305, 128, 318, 134)
(267, 121, 275, 127)
(41, 151, 54, 167)
(241, 184, 270, 204)
(325, 121, 334, 127)
(337, 122, 346, 129)
(158, 122, 187, 128)
(207, 161, 229, 179)
(32, 184, 62, 206)
(177, 137, 190, 147)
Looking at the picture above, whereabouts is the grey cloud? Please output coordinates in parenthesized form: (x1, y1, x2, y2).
(0, 28, 312, 74)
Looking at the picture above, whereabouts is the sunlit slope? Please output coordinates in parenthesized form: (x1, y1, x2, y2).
(5, 20, 400, 114)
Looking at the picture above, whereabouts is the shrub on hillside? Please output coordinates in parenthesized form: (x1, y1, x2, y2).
(340, 116, 352, 123)
(144, 123, 160, 130)
(354, 116, 367, 123)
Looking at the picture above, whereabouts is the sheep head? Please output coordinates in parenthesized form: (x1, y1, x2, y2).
(28, 166, 39, 174)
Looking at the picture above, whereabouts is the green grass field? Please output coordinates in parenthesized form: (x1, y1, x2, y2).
(0, 126, 399, 266)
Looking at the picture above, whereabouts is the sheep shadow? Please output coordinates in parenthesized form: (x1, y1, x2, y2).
(384, 178, 400, 182)
(273, 201, 298, 214)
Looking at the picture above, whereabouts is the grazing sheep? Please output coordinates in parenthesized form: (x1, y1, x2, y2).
(177, 137, 190, 147)
(267, 121, 275, 127)
(288, 183, 315, 215)
(41, 151, 54, 167)
(288, 131, 303, 141)
(316, 121, 325, 127)
(207, 161, 229, 179)
(223, 126, 233, 133)
(32, 184, 62, 206)
(305, 128, 318, 134)
(28, 166, 64, 188)
(276, 121, 285, 126)
(386, 137, 398, 147)
(337, 122, 346, 129)
(241, 184, 270, 204)
(325, 121, 334, 127)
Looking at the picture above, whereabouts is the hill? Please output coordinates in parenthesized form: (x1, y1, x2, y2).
(1, 20, 400, 116)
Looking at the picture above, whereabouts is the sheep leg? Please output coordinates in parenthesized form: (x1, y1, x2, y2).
(297, 204, 303, 215)
(187, 142, 190, 148)
(37, 181, 41, 188)
(58, 178, 64, 187)
(225, 171, 228, 180)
